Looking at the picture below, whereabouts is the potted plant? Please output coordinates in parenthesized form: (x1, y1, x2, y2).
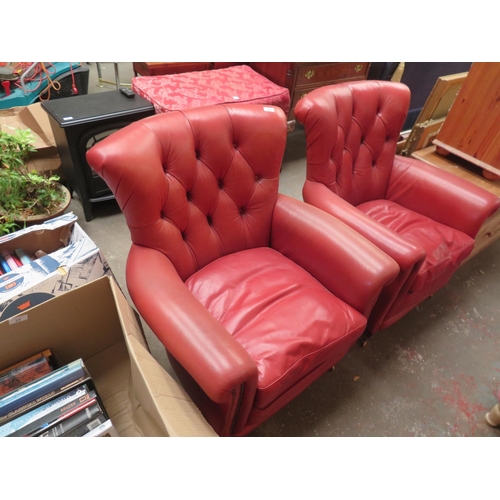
(0, 127, 71, 235)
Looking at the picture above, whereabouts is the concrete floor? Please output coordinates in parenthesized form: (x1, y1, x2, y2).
(67, 63, 500, 437)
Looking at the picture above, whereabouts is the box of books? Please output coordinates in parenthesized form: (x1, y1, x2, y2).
(0, 212, 113, 323)
(0, 275, 216, 437)
(0, 354, 112, 437)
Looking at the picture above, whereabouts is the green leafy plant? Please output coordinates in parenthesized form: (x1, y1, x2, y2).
(0, 127, 66, 235)
(0, 128, 37, 172)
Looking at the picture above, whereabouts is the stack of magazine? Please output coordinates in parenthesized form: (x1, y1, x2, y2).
(0, 349, 117, 437)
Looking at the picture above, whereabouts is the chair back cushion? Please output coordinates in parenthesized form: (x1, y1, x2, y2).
(87, 104, 287, 280)
(295, 80, 410, 205)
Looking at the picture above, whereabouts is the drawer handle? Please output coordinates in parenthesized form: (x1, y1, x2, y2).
(354, 64, 363, 73)
(304, 70, 315, 79)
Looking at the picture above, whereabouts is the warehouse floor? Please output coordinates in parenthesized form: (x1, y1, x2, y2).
(67, 63, 500, 437)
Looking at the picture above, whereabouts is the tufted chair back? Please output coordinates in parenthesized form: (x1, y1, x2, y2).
(295, 80, 409, 206)
(87, 104, 287, 281)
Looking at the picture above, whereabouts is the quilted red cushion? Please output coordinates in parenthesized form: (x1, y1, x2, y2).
(357, 199, 474, 292)
(185, 247, 366, 410)
(131, 65, 290, 114)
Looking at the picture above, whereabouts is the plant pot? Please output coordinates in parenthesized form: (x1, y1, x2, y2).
(12, 182, 72, 228)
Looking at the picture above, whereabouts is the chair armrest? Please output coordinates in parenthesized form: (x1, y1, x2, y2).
(388, 155, 500, 238)
(303, 180, 426, 269)
(270, 194, 399, 318)
(126, 244, 259, 407)
(303, 180, 426, 332)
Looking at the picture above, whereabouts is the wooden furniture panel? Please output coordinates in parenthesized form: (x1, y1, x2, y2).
(133, 62, 212, 76)
(433, 62, 500, 177)
(249, 62, 370, 122)
(133, 62, 244, 76)
(290, 89, 314, 114)
(400, 72, 468, 157)
(294, 62, 369, 87)
(412, 145, 500, 260)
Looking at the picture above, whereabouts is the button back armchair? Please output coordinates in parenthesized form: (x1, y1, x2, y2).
(87, 103, 398, 436)
(295, 81, 500, 336)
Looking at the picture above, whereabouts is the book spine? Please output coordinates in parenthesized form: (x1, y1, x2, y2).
(1, 250, 18, 270)
(0, 373, 89, 424)
(81, 418, 118, 437)
(4, 386, 93, 437)
(14, 248, 33, 266)
(0, 355, 50, 383)
(30, 396, 98, 437)
(0, 254, 11, 274)
(0, 349, 53, 376)
(37, 400, 102, 437)
(11, 254, 23, 268)
(0, 356, 53, 397)
(62, 412, 107, 437)
(0, 359, 87, 419)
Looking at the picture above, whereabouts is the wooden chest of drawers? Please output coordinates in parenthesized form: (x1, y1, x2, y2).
(249, 62, 370, 121)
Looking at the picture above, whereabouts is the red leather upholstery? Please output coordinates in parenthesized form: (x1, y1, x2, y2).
(87, 103, 399, 436)
(295, 81, 500, 334)
(186, 247, 366, 410)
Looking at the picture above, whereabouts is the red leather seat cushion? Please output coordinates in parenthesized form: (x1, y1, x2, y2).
(357, 200, 474, 292)
(131, 65, 290, 115)
(185, 247, 366, 410)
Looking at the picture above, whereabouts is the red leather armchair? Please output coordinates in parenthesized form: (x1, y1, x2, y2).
(295, 81, 500, 335)
(86, 103, 398, 436)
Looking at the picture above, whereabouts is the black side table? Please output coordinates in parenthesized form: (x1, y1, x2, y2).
(42, 90, 155, 221)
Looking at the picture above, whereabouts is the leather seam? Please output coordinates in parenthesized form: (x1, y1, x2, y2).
(230, 384, 244, 437)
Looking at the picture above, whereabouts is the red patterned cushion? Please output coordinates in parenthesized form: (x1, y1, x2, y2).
(131, 65, 290, 114)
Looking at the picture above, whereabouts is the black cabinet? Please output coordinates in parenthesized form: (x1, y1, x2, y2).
(42, 91, 155, 221)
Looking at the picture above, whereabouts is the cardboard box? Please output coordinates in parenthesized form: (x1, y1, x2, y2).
(0, 212, 112, 322)
(0, 275, 217, 436)
(0, 102, 61, 175)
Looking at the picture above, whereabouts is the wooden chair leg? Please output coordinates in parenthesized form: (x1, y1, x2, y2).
(359, 331, 372, 347)
(485, 403, 500, 427)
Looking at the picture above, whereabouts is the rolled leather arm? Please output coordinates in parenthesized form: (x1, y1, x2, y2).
(126, 244, 259, 407)
(388, 155, 500, 238)
(303, 180, 426, 269)
(271, 194, 399, 318)
(303, 180, 426, 333)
